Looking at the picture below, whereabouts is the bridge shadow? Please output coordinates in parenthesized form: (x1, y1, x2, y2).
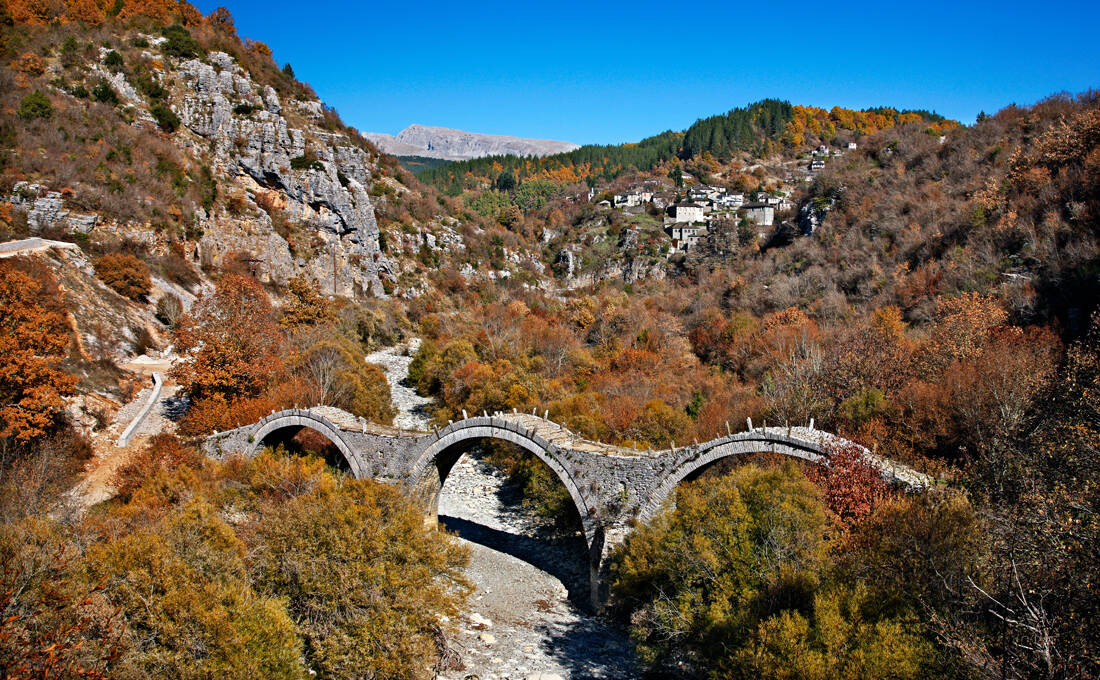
(438, 514, 592, 610)
(534, 617, 639, 679)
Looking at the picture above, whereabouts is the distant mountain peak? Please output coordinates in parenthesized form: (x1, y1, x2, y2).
(362, 124, 579, 161)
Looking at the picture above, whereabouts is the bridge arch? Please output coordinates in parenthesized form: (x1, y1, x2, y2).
(410, 416, 592, 530)
(248, 409, 364, 477)
(638, 430, 838, 522)
(409, 416, 605, 606)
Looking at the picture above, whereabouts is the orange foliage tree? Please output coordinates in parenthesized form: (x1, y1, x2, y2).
(94, 253, 151, 301)
(171, 274, 286, 402)
(0, 259, 76, 446)
(62, 0, 105, 24)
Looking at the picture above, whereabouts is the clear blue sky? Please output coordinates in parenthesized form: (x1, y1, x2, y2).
(194, 0, 1100, 145)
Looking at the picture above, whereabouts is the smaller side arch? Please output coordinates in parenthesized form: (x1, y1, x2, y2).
(249, 411, 365, 478)
(639, 436, 828, 522)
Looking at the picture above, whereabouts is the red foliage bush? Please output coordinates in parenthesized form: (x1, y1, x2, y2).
(806, 442, 893, 529)
(94, 254, 151, 301)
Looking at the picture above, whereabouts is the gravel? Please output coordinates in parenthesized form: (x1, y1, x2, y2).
(369, 340, 640, 680)
(366, 339, 434, 431)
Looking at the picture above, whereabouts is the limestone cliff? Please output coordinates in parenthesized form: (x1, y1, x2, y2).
(171, 51, 390, 295)
(6, 32, 394, 297)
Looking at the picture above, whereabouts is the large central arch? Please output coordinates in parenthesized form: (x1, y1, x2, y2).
(409, 418, 591, 529)
(408, 417, 606, 607)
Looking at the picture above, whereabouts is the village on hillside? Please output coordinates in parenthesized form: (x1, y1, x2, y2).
(573, 142, 855, 259)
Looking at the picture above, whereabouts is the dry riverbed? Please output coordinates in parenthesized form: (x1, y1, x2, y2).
(367, 342, 639, 680)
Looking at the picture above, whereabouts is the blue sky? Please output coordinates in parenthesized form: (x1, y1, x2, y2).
(194, 0, 1100, 145)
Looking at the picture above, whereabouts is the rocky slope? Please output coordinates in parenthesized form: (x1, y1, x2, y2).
(174, 50, 390, 294)
(363, 124, 579, 160)
(3, 22, 396, 297)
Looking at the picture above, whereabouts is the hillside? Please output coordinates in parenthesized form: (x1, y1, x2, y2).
(363, 123, 579, 160)
(418, 99, 958, 193)
(1, 0, 395, 298)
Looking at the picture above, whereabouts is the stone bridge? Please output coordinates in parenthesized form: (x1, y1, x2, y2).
(205, 406, 930, 607)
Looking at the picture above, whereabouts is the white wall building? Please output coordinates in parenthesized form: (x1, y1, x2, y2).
(673, 203, 706, 224)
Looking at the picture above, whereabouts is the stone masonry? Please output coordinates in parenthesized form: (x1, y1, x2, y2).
(205, 406, 931, 607)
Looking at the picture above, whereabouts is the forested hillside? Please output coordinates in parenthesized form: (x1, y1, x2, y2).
(418, 99, 957, 193)
(400, 92, 1100, 678)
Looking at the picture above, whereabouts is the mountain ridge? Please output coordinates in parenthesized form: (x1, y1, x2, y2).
(362, 124, 579, 161)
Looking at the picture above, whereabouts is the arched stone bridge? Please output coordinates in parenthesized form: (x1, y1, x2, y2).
(205, 406, 930, 606)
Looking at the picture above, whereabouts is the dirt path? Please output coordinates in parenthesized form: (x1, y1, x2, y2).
(369, 340, 639, 680)
(63, 376, 185, 512)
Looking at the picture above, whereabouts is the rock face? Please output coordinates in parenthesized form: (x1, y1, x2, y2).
(363, 124, 579, 161)
(15, 48, 393, 298)
(173, 52, 389, 295)
(9, 184, 98, 233)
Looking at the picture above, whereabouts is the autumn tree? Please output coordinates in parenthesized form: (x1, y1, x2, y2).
(279, 274, 334, 328)
(293, 333, 395, 424)
(727, 583, 931, 680)
(206, 5, 235, 32)
(84, 502, 306, 679)
(805, 442, 893, 529)
(94, 254, 151, 301)
(63, 0, 105, 24)
(0, 259, 76, 447)
(171, 274, 286, 402)
(247, 457, 470, 679)
(609, 463, 827, 673)
(0, 519, 124, 680)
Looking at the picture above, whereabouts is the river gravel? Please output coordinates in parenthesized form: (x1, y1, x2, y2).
(367, 342, 639, 680)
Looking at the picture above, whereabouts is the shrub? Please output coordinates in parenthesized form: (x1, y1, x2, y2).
(232, 103, 255, 115)
(133, 68, 166, 99)
(0, 260, 76, 444)
(17, 91, 52, 120)
(250, 469, 469, 679)
(160, 24, 200, 58)
(84, 502, 305, 679)
(154, 248, 200, 290)
(94, 253, 151, 300)
(155, 293, 183, 326)
(289, 154, 323, 171)
(103, 50, 123, 71)
(112, 433, 200, 501)
(279, 275, 334, 328)
(294, 335, 396, 424)
(91, 81, 118, 105)
(177, 394, 279, 436)
(150, 103, 179, 132)
(171, 275, 286, 401)
(610, 463, 828, 673)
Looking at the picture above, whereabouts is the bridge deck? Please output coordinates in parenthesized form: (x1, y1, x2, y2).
(310, 405, 427, 437)
(237, 406, 932, 490)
